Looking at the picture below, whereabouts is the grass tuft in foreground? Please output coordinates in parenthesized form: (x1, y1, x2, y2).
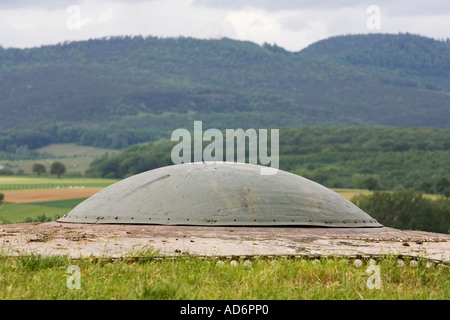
(0, 253, 448, 300)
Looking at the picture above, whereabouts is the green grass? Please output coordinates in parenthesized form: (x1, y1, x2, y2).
(0, 254, 447, 300)
(35, 143, 118, 158)
(2, 143, 119, 175)
(0, 176, 117, 190)
(6, 158, 97, 176)
(26, 198, 87, 209)
(0, 198, 86, 224)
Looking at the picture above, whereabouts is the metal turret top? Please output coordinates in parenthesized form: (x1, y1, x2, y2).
(58, 162, 382, 227)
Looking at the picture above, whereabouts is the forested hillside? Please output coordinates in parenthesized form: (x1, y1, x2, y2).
(300, 33, 450, 90)
(1, 33, 450, 155)
(86, 126, 450, 192)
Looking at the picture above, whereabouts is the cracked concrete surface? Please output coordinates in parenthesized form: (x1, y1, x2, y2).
(0, 222, 448, 262)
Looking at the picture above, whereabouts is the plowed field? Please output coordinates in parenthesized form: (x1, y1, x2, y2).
(1, 188, 102, 203)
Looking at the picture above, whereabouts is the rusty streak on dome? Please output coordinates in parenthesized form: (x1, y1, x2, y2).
(58, 162, 382, 228)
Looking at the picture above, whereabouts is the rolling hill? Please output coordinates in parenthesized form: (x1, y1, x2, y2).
(85, 126, 450, 192)
(0, 33, 449, 154)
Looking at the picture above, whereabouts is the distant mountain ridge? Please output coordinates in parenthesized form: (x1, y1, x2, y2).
(0, 33, 449, 152)
(299, 33, 450, 89)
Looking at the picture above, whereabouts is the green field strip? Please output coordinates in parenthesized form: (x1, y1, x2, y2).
(0, 183, 112, 190)
(0, 202, 71, 224)
(26, 198, 87, 209)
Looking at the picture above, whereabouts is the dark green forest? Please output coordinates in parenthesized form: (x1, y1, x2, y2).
(1, 33, 450, 155)
(352, 190, 449, 234)
(85, 126, 450, 193)
(300, 33, 450, 88)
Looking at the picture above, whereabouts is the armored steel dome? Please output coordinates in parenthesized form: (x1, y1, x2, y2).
(58, 162, 382, 227)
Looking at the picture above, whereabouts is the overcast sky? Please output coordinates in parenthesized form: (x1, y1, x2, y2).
(0, 0, 449, 51)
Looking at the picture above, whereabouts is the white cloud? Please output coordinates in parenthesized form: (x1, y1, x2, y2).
(223, 6, 380, 51)
(0, 0, 448, 50)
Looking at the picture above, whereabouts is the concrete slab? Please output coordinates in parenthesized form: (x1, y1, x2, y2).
(1, 222, 448, 262)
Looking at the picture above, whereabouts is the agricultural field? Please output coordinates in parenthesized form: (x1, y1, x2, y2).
(1, 143, 118, 176)
(0, 199, 86, 224)
(0, 176, 117, 190)
(334, 188, 439, 201)
(331, 188, 372, 200)
(7, 158, 97, 176)
(0, 175, 116, 224)
(35, 143, 118, 158)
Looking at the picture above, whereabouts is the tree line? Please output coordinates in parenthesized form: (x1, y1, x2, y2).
(352, 190, 449, 234)
(85, 126, 450, 193)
